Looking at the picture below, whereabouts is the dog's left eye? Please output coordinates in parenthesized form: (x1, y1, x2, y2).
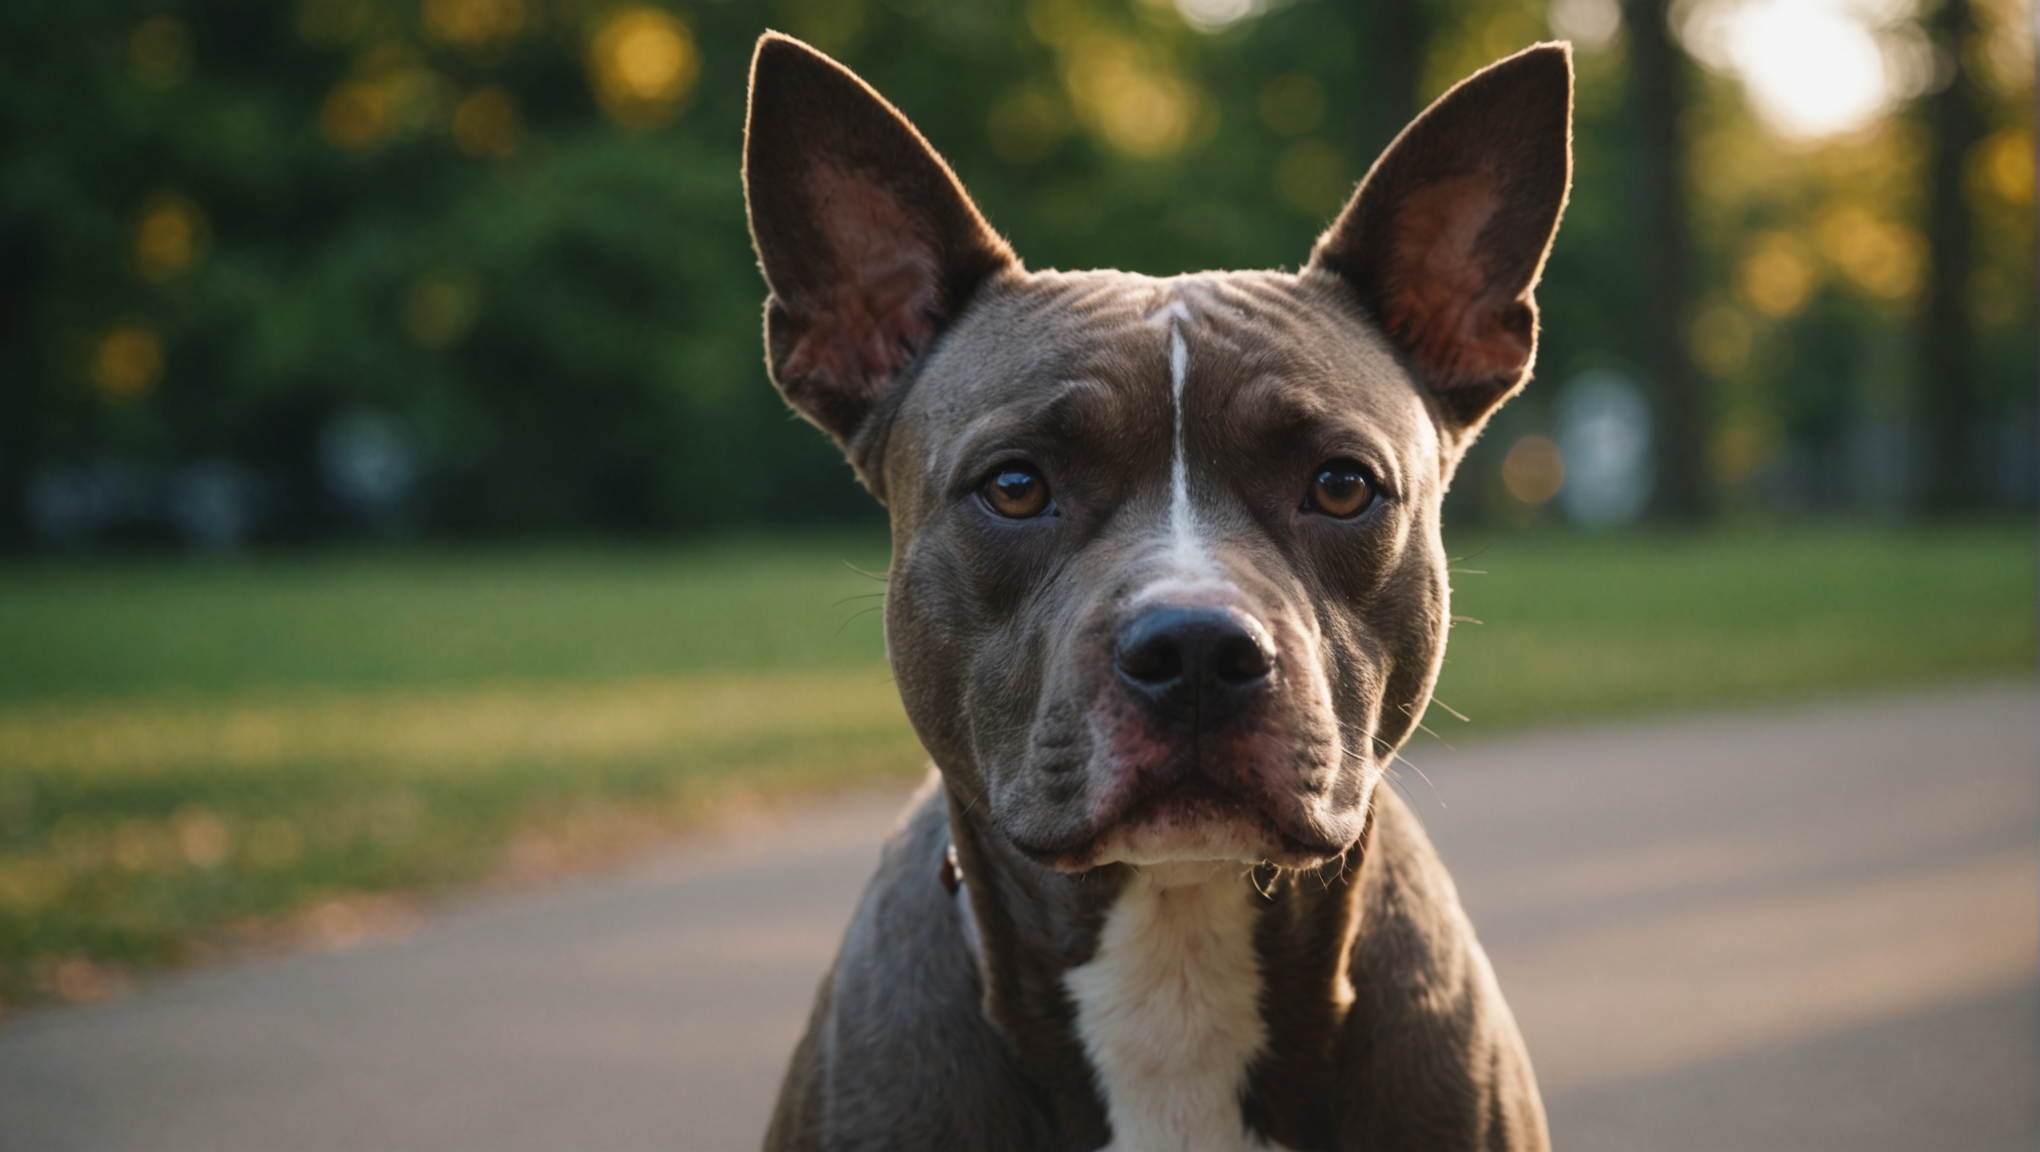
(982, 464, 1052, 519)
(1305, 460, 1376, 518)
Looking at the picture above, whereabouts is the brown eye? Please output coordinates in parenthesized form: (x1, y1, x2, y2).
(1307, 460, 1375, 518)
(983, 464, 1051, 519)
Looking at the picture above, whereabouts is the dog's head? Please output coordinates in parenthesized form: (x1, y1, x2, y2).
(745, 34, 1570, 873)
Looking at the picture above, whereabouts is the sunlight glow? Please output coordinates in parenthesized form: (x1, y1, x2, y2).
(1547, 0, 1624, 52)
(1677, 0, 1926, 140)
(1174, 0, 1263, 34)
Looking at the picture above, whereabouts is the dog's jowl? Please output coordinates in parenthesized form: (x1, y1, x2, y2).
(745, 31, 1571, 1152)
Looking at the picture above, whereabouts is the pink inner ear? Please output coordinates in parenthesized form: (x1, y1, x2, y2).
(778, 164, 943, 403)
(1383, 173, 1534, 392)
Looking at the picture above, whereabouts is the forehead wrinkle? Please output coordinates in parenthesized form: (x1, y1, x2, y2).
(1217, 373, 1410, 496)
(939, 376, 1140, 488)
(1162, 280, 1433, 505)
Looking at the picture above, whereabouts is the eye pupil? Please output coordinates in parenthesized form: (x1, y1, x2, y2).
(984, 465, 1050, 518)
(1310, 462, 1374, 517)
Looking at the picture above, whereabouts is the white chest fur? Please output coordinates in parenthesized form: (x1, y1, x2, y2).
(1064, 865, 1283, 1152)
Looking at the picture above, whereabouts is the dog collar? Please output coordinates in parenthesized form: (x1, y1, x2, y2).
(938, 841, 965, 894)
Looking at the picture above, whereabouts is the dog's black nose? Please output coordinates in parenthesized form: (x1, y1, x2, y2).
(1114, 607, 1273, 723)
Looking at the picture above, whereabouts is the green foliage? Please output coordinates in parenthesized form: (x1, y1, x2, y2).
(1, 0, 2033, 547)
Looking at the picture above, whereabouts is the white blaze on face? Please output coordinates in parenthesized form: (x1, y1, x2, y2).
(1168, 313, 1197, 565)
(1144, 286, 1232, 605)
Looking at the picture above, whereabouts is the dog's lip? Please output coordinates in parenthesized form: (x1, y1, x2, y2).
(1008, 778, 1350, 870)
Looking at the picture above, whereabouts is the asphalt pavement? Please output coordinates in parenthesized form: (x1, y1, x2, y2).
(0, 681, 2032, 1152)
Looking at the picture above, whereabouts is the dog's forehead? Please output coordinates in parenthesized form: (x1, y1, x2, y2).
(899, 268, 1437, 462)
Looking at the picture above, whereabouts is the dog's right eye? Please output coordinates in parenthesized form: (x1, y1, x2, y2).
(1305, 460, 1376, 518)
(981, 464, 1052, 519)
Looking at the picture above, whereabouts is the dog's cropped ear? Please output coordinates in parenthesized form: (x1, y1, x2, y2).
(1309, 43, 1572, 436)
(744, 33, 1016, 461)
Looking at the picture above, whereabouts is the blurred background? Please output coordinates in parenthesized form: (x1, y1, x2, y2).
(2, 0, 2033, 544)
(0, 0, 2032, 1017)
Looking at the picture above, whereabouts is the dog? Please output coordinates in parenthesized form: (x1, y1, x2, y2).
(744, 31, 1570, 1152)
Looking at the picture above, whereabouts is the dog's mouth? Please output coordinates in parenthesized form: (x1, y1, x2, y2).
(1012, 776, 1346, 873)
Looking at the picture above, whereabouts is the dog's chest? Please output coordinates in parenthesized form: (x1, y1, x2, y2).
(1063, 869, 1287, 1152)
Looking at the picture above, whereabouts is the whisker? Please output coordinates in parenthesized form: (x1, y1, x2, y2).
(1391, 750, 1444, 809)
(841, 560, 890, 582)
(834, 604, 885, 637)
(1430, 697, 1472, 724)
(1386, 772, 1424, 816)
(1395, 701, 1454, 750)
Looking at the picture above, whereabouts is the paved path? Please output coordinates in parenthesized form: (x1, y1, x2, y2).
(1, 682, 2032, 1152)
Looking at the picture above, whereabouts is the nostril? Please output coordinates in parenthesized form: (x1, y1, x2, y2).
(1215, 634, 1271, 684)
(1116, 633, 1184, 686)
(1115, 607, 1273, 701)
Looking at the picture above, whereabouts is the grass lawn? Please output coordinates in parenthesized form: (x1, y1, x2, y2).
(0, 522, 2031, 1008)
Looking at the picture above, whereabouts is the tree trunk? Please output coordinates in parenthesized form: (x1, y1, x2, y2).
(1627, 0, 1711, 522)
(1921, 0, 1984, 511)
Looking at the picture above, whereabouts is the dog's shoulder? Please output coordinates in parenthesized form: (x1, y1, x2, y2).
(765, 775, 1058, 1152)
(1330, 786, 1550, 1149)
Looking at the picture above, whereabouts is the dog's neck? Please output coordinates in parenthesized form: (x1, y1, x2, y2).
(945, 786, 1371, 1151)
(1066, 864, 1276, 1152)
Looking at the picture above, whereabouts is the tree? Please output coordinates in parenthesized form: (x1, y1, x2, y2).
(1628, 0, 1712, 522)
(1920, 0, 1986, 511)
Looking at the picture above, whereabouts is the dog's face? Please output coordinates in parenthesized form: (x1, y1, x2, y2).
(876, 271, 1453, 871)
(745, 35, 1570, 872)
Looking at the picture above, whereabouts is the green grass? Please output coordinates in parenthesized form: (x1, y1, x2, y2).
(0, 522, 2030, 1009)
(0, 533, 898, 702)
(1431, 522, 2035, 729)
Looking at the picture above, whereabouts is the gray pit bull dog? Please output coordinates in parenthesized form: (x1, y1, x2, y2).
(745, 31, 1571, 1152)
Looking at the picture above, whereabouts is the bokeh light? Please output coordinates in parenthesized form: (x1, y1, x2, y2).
(450, 85, 522, 158)
(1502, 434, 1567, 506)
(1172, 0, 1263, 34)
(401, 272, 479, 350)
(1547, 0, 1624, 52)
(173, 807, 230, 869)
(1813, 203, 1924, 302)
(422, 0, 527, 54)
(1689, 303, 1755, 376)
(1064, 33, 1204, 158)
(1974, 127, 2034, 206)
(1678, 0, 1926, 141)
(316, 45, 457, 151)
(1739, 232, 1819, 317)
(1709, 409, 1787, 485)
(587, 6, 699, 130)
(91, 324, 164, 403)
(127, 15, 192, 87)
(132, 194, 209, 282)
(319, 79, 394, 149)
